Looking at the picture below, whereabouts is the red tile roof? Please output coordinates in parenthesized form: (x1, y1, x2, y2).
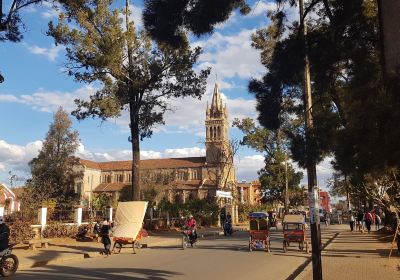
(80, 157, 206, 171)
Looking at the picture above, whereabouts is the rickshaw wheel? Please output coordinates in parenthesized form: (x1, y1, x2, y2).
(283, 241, 287, 253)
(113, 242, 122, 254)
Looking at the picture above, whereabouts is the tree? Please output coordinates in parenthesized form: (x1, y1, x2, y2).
(143, 0, 250, 47)
(24, 107, 82, 210)
(48, 0, 210, 200)
(0, 0, 44, 82)
(233, 117, 303, 209)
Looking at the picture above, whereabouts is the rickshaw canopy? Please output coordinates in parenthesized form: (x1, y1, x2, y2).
(283, 214, 305, 224)
(249, 212, 269, 219)
(113, 201, 148, 239)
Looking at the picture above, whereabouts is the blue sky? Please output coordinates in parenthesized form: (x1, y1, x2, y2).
(0, 0, 334, 188)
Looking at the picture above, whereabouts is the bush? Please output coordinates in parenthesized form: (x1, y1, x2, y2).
(42, 222, 78, 238)
(9, 221, 35, 243)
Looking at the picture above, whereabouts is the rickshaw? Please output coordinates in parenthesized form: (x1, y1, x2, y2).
(282, 214, 309, 253)
(111, 201, 148, 254)
(249, 212, 271, 252)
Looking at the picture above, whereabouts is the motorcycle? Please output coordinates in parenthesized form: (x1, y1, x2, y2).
(181, 227, 197, 249)
(223, 220, 233, 236)
(0, 244, 18, 277)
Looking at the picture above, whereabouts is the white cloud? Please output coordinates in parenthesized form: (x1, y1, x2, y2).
(76, 144, 205, 162)
(0, 140, 42, 174)
(248, 1, 277, 17)
(0, 86, 96, 113)
(196, 29, 264, 80)
(25, 44, 63, 61)
(235, 154, 264, 181)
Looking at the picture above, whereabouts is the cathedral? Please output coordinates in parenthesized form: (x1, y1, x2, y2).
(76, 83, 238, 204)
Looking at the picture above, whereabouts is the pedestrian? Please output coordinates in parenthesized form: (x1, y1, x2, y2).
(93, 220, 101, 242)
(357, 210, 364, 232)
(375, 214, 381, 230)
(100, 218, 112, 256)
(364, 211, 373, 234)
(349, 212, 355, 232)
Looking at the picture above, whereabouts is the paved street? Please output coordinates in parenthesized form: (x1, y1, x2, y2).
(12, 226, 341, 280)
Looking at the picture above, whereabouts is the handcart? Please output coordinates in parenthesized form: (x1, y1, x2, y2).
(111, 201, 148, 254)
(282, 214, 309, 253)
(113, 227, 148, 254)
(248, 212, 271, 252)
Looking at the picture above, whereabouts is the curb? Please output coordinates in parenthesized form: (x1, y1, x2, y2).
(285, 231, 341, 280)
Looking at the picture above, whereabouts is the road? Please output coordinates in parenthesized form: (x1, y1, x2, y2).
(13, 225, 344, 280)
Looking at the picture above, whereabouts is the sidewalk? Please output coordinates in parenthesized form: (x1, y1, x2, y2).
(15, 228, 224, 270)
(297, 228, 400, 280)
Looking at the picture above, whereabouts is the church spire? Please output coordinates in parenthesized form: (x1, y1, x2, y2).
(210, 83, 222, 116)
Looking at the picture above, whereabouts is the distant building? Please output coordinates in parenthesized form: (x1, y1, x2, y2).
(0, 183, 21, 213)
(75, 83, 238, 205)
(236, 181, 262, 205)
(302, 189, 331, 212)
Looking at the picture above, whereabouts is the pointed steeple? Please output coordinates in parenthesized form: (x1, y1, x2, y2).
(210, 83, 222, 116)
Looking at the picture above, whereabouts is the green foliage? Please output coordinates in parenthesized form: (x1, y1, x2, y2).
(42, 222, 79, 238)
(143, 0, 250, 47)
(92, 193, 113, 210)
(48, 0, 210, 200)
(158, 199, 219, 226)
(238, 204, 273, 223)
(24, 107, 82, 210)
(233, 117, 303, 205)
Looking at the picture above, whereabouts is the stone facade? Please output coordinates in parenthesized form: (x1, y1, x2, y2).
(76, 83, 237, 204)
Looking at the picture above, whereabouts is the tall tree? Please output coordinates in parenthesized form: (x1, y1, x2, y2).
(233, 117, 303, 208)
(48, 0, 210, 200)
(26, 107, 82, 209)
(143, 0, 250, 47)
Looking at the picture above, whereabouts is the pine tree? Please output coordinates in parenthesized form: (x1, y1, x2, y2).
(26, 107, 82, 209)
(48, 0, 210, 200)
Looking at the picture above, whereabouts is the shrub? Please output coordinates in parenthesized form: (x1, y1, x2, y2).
(42, 222, 78, 238)
(9, 221, 35, 243)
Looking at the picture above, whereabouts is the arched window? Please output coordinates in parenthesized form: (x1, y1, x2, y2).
(213, 126, 217, 138)
(217, 126, 221, 138)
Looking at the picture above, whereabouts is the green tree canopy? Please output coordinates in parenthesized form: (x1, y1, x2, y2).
(25, 107, 82, 209)
(143, 0, 250, 47)
(48, 0, 210, 200)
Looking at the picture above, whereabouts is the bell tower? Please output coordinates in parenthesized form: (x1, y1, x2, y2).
(205, 83, 229, 165)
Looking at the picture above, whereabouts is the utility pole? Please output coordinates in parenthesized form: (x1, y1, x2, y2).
(285, 153, 289, 213)
(299, 0, 323, 279)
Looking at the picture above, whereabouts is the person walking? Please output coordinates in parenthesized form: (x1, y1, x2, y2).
(364, 211, 373, 234)
(349, 212, 355, 232)
(375, 214, 381, 230)
(357, 210, 364, 232)
(100, 218, 112, 256)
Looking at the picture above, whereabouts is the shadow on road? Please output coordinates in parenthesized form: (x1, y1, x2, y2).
(16, 266, 183, 280)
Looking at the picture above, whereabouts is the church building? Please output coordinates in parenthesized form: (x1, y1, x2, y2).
(76, 83, 237, 204)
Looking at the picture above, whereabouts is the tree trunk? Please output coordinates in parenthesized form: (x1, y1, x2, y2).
(130, 110, 141, 201)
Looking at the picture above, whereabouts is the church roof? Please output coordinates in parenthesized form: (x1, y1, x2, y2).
(93, 182, 130, 192)
(80, 157, 206, 171)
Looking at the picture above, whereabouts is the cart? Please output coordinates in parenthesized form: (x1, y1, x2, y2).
(282, 214, 309, 253)
(111, 201, 148, 254)
(248, 212, 271, 252)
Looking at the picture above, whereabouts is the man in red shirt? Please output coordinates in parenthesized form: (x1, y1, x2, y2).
(185, 215, 197, 242)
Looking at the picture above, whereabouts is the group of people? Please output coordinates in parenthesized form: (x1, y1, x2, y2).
(349, 210, 382, 234)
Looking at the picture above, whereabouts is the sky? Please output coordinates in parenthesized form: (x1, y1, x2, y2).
(0, 0, 334, 189)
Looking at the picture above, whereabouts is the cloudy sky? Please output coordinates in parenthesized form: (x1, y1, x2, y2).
(0, 0, 334, 189)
